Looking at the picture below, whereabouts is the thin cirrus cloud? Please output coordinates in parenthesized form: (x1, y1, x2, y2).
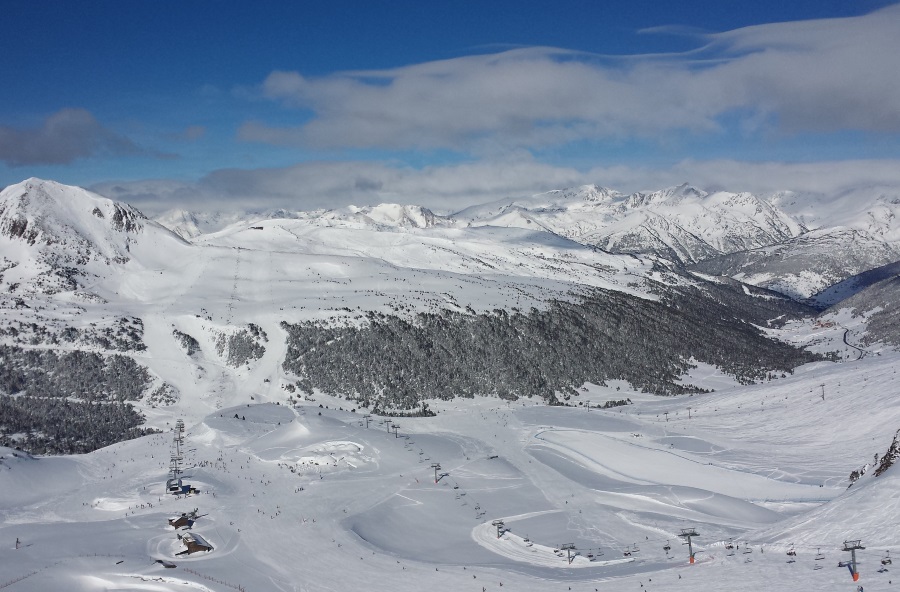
(239, 4, 900, 153)
(0, 108, 168, 167)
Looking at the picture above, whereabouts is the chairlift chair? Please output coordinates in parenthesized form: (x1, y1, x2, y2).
(883, 550, 893, 565)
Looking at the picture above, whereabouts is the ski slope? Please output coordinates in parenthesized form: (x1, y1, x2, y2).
(3, 350, 900, 591)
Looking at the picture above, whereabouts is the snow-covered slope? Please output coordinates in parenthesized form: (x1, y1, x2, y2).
(2, 178, 900, 591)
(152, 182, 900, 306)
(821, 264, 900, 346)
(154, 203, 448, 239)
(454, 184, 806, 264)
(0, 178, 189, 297)
(2, 348, 899, 592)
(771, 185, 900, 244)
(691, 228, 900, 301)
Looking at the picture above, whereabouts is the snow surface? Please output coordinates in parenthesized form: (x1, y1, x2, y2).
(3, 178, 900, 591)
(4, 350, 900, 591)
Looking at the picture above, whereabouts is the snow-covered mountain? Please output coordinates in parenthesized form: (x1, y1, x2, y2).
(0, 178, 189, 297)
(818, 261, 900, 346)
(0, 178, 821, 429)
(450, 183, 900, 302)
(154, 203, 447, 239)
(454, 183, 806, 264)
(151, 182, 900, 305)
(770, 185, 900, 243)
(691, 228, 900, 301)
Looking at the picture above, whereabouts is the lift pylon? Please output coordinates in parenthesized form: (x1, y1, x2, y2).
(842, 540, 865, 582)
(678, 528, 700, 564)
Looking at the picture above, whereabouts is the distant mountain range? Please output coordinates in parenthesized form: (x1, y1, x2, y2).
(149, 182, 900, 303)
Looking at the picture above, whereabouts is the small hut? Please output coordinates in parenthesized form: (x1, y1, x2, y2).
(176, 532, 213, 555)
(168, 508, 200, 529)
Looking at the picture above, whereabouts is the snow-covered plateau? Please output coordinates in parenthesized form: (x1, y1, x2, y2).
(2, 178, 900, 591)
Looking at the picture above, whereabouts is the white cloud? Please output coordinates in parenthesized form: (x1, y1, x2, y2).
(239, 5, 900, 152)
(91, 156, 900, 216)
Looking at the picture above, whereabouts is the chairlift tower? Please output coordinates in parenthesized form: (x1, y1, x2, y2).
(678, 527, 700, 564)
(385, 419, 392, 433)
(842, 539, 865, 582)
(167, 419, 187, 493)
(363, 414, 371, 429)
(491, 519, 505, 539)
(392, 424, 400, 438)
(431, 463, 442, 484)
(560, 543, 576, 564)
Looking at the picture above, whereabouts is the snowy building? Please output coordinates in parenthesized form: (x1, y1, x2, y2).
(176, 532, 213, 555)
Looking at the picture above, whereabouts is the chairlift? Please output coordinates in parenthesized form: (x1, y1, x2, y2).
(787, 545, 797, 557)
(815, 548, 825, 561)
(883, 550, 893, 566)
(725, 539, 735, 550)
(663, 540, 671, 553)
(743, 547, 753, 555)
(623, 549, 632, 557)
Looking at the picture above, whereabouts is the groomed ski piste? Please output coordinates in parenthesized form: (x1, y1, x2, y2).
(3, 346, 900, 592)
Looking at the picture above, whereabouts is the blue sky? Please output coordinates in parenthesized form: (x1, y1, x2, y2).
(2, 0, 899, 212)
